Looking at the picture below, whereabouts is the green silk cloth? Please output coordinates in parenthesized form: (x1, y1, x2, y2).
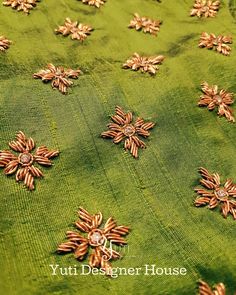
(0, 0, 236, 294)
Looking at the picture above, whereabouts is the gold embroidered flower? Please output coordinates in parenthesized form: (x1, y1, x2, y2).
(78, 0, 106, 8)
(128, 13, 162, 36)
(198, 280, 226, 295)
(194, 167, 236, 219)
(58, 207, 130, 275)
(33, 64, 81, 94)
(199, 32, 232, 56)
(3, 0, 40, 14)
(55, 18, 93, 42)
(123, 53, 164, 75)
(0, 36, 11, 52)
(101, 106, 155, 158)
(190, 0, 220, 18)
(0, 131, 59, 190)
(198, 82, 235, 122)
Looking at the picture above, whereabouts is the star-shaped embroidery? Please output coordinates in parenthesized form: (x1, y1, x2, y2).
(128, 13, 162, 36)
(58, 207, 130, 276)
(190, 0, 220, 18)
(123, 53, 164, 75)
(78, 0, 106, 8)
(55, 18, 93, 42)
(194, 167, 236, 219)
(199, 32, 232, 56)
(0, 131, 59, 190)
(198, 82, 235, 122)
(3, 0, 40, 14)
(101, 106, 155, 158)
(33, 64, 81, 94)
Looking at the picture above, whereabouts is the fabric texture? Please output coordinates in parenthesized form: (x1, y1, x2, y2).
(0, 0, 236, 294)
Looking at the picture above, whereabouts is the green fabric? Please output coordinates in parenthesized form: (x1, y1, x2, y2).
(0, 0, 236, 294)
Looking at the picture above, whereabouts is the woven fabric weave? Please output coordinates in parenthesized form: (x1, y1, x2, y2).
(0, 0, 236, 294)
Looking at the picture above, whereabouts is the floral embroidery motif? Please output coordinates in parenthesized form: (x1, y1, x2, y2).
(58, 207, 130, 276)
(194, 168, 236, 219)
(0, 131, 59, 190)
(101, 106, 155, 158)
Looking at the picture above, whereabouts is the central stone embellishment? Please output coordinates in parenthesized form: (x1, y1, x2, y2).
(19, 153, 33, 166)
(123, 124, 136, 137)
(215, 188, 228, 200)
(88, 229, 105, 247)
(214, 95, 223, 104)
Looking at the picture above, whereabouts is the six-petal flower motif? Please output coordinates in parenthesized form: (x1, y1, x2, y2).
(194, 167, 236, 219)
(198, 82, 235, 122)
(0, 131, 59, 190)
(101, 106, 155, 158)
(57, 207, 130, 275)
